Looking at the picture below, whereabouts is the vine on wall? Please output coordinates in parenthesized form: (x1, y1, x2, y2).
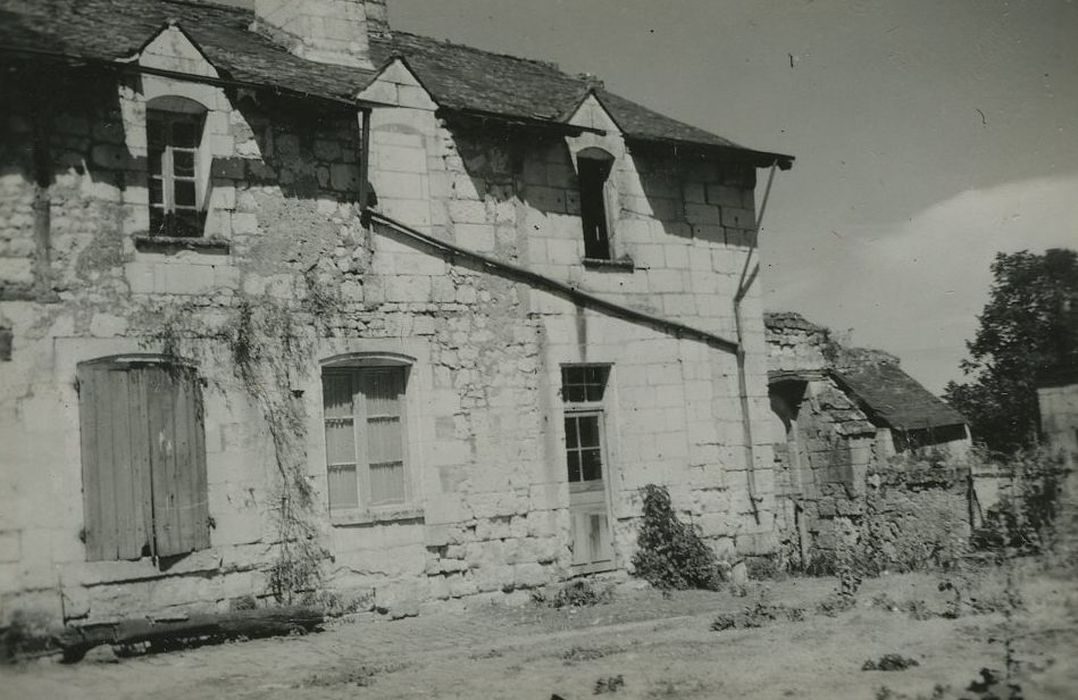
(143, 271, 342, 604)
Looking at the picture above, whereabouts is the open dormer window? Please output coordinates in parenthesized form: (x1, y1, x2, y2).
(577, 148, 615, 261)
(147, 97, 207, 237)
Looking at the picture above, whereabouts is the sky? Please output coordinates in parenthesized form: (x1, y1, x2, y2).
(229, 0, 1078, 392)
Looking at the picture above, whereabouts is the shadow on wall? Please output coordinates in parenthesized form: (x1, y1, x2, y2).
(438, 117, 759, 255)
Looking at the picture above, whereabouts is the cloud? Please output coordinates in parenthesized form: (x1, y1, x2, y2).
(768, 174, 1078, 392)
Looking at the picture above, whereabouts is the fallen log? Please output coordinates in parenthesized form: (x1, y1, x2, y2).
(56, 606, 324, 662)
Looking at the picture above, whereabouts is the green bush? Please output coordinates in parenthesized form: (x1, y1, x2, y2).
(631, 484, 722, 591)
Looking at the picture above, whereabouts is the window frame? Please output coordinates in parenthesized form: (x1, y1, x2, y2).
(561, 364, 613, 494)
(321, 355, 416, 521)
(146, 100, 208, 239)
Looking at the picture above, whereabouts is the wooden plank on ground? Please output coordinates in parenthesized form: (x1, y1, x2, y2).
(56, 607, 326, 662)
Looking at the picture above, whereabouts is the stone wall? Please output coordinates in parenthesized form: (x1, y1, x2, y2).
(769, 375, 881, 564)
(0, 35, 776, 625)
(765, 312, 971, 568)
(1038, 379, 1078, 556)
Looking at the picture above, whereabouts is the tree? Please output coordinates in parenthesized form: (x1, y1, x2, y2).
(944, 248, 1078, 453)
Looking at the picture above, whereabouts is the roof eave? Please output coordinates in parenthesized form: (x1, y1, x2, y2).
(625, 136, 794, 170)
(0, 45, 363, 109)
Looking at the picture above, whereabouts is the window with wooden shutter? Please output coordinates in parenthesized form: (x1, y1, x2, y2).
(77, 359, 210, 562)
(322, 366, 409, 511)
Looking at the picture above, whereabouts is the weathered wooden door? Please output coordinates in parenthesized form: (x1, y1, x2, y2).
(78, 360, 209, 561)
(565, 411, 614, 573)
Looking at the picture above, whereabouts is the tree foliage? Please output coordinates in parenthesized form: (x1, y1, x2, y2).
(943, 248, 1078, 453)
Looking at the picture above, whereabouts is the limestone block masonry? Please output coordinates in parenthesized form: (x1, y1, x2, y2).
(0, 29, 776, 625)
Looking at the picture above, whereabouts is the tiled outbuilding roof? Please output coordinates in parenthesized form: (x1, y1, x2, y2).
(0, 0, 792, 166)
(765, 311, 967, 431)
(833, 363, 968, 432)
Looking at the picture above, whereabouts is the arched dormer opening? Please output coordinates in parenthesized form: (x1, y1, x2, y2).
(576, 147, 616, 261)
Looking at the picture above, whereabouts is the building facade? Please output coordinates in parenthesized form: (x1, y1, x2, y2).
(0, 0, 793, 623)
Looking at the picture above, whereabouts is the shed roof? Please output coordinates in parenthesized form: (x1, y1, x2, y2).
(833, 363, 968, 432)
(0, 0, 793, 167)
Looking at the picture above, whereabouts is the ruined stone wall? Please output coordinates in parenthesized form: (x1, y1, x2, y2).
(765, 313, 971, 569)
(769, 376, 879, 562)
(0, 41, 776, 626)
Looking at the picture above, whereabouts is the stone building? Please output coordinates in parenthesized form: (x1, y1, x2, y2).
(764, 312, 971, 564)
(0, 0, 794, 624)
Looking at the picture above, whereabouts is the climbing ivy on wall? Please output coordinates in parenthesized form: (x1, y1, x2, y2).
(143, 272, 341, 604)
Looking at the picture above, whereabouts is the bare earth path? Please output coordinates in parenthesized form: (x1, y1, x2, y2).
(3, 569, 1077, 699)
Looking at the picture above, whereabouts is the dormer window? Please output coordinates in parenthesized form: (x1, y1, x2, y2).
(577, 148, 615, 261)
(147, 98, 207, 238)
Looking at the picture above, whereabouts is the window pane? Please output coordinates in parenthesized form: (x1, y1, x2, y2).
(566, 450, 581, 483)
(577, 415, 600, 448)
(563, 385, 585, 402)
(562, 367, 586, 387)
(367, 416, 402, 464)
(322, 374, 353, 418)
(174, 180, 196, 207)
(362, 369, 403, 417)
(148, 149, 163, 178)
(324, 418, 356, 465)
(561, 365, 608, 403)
(172, 121, 200, 148)
(173, 211, 202, 237)
(369, 462, 405, 505)
(581, 449, 603, 481)
(149, 178, 163, 205)
(173, 150, 195, 177)
(149, 207, 165, 234)
(564, 417, 578, 448)
(328, 465, 359, 510)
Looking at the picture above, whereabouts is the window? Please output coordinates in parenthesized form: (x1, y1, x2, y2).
(577, 149, 615, 261)
(147, 100, 207, 237)
(561, 365, 610, 485)
(322, 365, 409, 511)
(77, 358, 210, 561)
(562, 365, 609, 403)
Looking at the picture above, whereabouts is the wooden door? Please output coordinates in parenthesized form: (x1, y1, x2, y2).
(78, 360, 209, 561)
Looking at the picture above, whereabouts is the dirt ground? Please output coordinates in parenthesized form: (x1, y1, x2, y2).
(3, 563, 1077, 700)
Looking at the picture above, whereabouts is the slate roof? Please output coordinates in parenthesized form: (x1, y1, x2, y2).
(0, 0, 792, 165)
(833, 363, 968, 432)
(0, 0, 374, 102)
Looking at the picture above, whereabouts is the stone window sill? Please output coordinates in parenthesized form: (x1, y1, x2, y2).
(330, 505, 425, 527)
(134, 235, 231, 253)
(583, 256, 634, 271)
